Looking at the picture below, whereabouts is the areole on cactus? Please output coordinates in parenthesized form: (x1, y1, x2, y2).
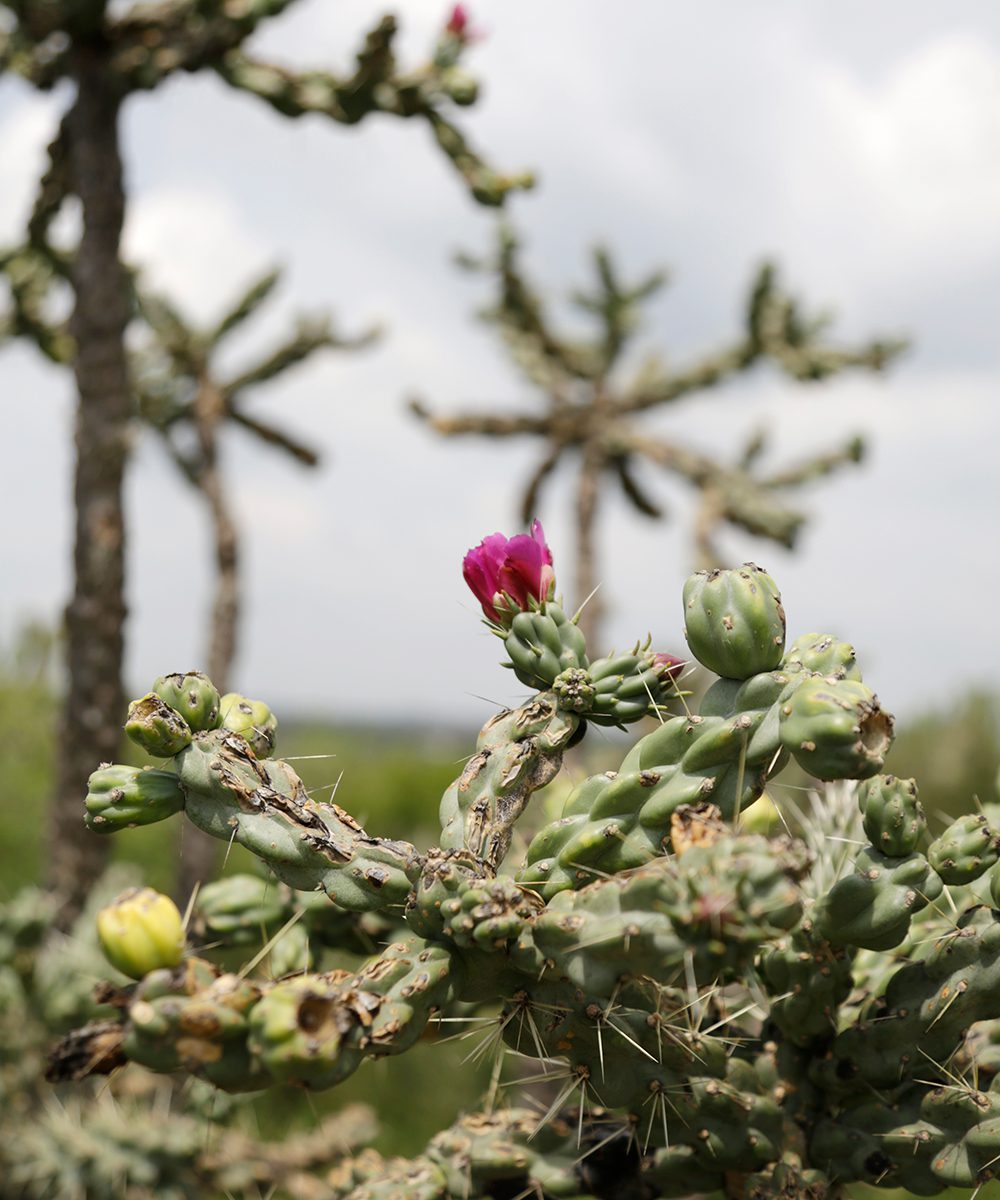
(48, 526, 1000, 1200)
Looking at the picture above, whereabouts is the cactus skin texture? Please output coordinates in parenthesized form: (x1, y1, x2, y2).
(48, 556, 1000, 1200)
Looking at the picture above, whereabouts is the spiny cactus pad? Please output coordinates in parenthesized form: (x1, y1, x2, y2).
(50, 543, 1000, 1200)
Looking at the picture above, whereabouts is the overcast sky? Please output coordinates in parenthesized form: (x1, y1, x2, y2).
(2, 1, 999, 731)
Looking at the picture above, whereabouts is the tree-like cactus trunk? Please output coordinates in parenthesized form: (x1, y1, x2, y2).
(574, 441, 604, 652)
(197, 380, 239, 689)
(176, 378, 234, 901)
(47, 48, 130, 923)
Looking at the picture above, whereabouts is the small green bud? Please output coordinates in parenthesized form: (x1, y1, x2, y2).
(783, 632, 861, 681)
(125, 694, 193, 758)
(153, 672, 221, 731)
(195, 874, 290, 942)
(219, 693, 277, 758)
(85, 764, 186, 832)
(858, 774, 925, 857)
(683, 563, 785, 679)
(927, 813, 1000, 885)
(552, 667, 596, 713)
(96, 887, 185, 980)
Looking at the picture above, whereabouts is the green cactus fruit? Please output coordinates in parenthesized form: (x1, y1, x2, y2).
(85, 764, 186, 832)
(153, 671, 221, 731)
(219, 693, 277, 757)
(248, 975, 363, 1089)
(267, 921, 311, 977)
(812, 848, 942, 950)
(125, 693, 193, 758)
(859, 774, 925, 857)
(504, 604, 588, 691)
(779, 676, 893, 780)
(96, 887, 185, 979)
(782, 632, 861, 681)
(926, 813, 1000, 884)
(682, 563, 785, 679)
(194, 874, 290, 943)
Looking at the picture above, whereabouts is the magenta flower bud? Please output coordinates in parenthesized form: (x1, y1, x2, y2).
(445, 4, 469, 35)
(463, 519, 556, 627)
(653, 652, 687, 682)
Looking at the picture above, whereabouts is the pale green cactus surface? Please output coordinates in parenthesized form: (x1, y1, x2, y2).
(47, 558, 1000, 1200)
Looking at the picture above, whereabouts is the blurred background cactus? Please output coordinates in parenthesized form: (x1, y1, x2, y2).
(0, 0, 530, 922)
(413, 227, 905, 646)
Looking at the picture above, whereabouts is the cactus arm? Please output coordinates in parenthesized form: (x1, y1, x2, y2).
(176, 730, 422, 911)
(518, 668, 799, 897)
(438, 693, 579, 867)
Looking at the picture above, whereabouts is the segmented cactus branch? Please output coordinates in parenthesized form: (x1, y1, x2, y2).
(48, 541, 1000, 1199)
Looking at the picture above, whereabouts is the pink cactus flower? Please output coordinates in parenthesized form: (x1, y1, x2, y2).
(443, 4, 483, 44)
(463, 520, 556, 626)
(445, 4, 469, 36)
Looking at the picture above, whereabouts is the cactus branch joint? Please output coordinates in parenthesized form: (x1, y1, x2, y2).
(50, 530, 1000, 1200)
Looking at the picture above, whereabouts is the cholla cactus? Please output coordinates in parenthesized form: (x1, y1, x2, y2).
(0, 870, 379, 1198)
(51, 526, 1000, 1199)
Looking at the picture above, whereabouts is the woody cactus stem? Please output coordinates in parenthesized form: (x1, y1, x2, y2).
(47, 45, 130, 920)
(51, 530, 1000, 1199)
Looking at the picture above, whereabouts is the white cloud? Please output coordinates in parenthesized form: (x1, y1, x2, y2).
(0, 88, 63, 242)
(123, 185, 273, 322)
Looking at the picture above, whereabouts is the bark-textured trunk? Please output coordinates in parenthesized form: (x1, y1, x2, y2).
(47, 49, 130, 922)
(574, 443, 604, 652)
(176, 378, 236, 900)
(198, 380, 239, 689)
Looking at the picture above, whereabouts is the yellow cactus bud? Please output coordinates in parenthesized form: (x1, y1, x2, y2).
(96, 887, 185, 980)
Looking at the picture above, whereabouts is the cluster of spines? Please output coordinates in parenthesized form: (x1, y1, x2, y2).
(46, 562, 1000, 1197)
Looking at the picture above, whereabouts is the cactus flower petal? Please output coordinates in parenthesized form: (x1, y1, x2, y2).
(463, 520, 555, 626)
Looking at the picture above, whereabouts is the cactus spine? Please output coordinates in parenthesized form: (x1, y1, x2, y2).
(47, 532, 1000, 1200)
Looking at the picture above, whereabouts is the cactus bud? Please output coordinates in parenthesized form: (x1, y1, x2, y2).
(552, 666, 596, 713)
(195, 874, 289, 942)
(682, 563, 785, 679)
(96, 888, 185, 979)
(858, 774, 925, 857)
(927, 813, 1000, 885)
(153, 671, 221, 731)
(463, 520, 556, 629)
(125, 694, 193, 758)
(779, 676, 893, 780)
(85, 763, 186, 832)
(783, 632, 861, 681)
(219, 693, 277, 758)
